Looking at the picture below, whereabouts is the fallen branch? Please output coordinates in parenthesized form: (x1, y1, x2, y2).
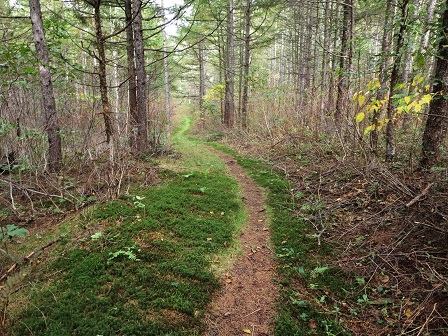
(0, 238, 60, 283)
(406, 183, 434, 207)
(0, 177, 70, 201)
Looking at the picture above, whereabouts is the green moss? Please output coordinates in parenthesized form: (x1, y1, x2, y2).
(9, 140, 244, 336)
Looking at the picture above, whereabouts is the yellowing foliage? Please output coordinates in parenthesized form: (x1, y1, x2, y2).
(353, 75, 433, 136)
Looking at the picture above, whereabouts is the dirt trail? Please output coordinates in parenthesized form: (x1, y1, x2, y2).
(203, 146, 277, 336)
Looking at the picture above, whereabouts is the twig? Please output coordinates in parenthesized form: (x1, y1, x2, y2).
(406, 183, 434, 207)
(244, 308, 261, 317)
(0, 238, 60, 283)
(417, 303, 437, 336)
(8, 181, 16, 211)
(0, 177, 68, 201)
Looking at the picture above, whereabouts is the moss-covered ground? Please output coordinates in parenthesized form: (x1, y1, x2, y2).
(7, 117, 245, 335)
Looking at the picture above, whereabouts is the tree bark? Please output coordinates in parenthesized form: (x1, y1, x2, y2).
(199, 39, 206, 124)
(161, 0, 171, 143)
(224, 0, 235, 128)
(29, 0, 62, 172)
(125, 0, 138, 148)
(385, 0, 409, 162)
(371, 0, 395, 152)
(334, 0, 353, 128)
(419, 0, 437, 61)
(133, 0, 148, 151)
(92, 0, 115, 145)
(420, 0, 448, 168)
(241, 0, 251, 129)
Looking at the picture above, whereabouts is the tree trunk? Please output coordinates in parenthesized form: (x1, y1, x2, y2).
(241, 0, 251, 129)
(224, 0, 235, 128)
(419, 0, 437, 62)
(334, 0, 353, 128)
(320, 0, 331, 119)
(125, 0, 138, 148)
(199, 39, 206, 124)
(29, 0, 62, 172)
(385, 0, 409, 162)
(162, 2, 171, 143)
(420, 0, 448, 168)
(133, 0, 148, 151)
(371, 0, 395, 152)
(93, 0, 115, 145)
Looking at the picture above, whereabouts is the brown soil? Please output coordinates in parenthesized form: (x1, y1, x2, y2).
(202, 146, 278, 336)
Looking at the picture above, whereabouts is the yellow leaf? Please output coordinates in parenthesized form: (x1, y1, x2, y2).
(243, 329, 251, 334)
(368, 78, 381, 91)
(356, 112, 365, 123)
(358, 94, 366, 106)
(364, 125, 376, 135)
(420, 94, 432, 105)
(404, 96, 411, 104)
(414, 104, 422, 113)
(405, 309, 413, 318)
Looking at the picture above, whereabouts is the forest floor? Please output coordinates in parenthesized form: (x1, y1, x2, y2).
(1, 114, 447, 335)
(215, 128, 448, 335)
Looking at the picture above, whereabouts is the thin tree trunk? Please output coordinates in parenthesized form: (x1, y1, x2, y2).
(385, 0, 409, 162)
(334, 0, 353, 128)
(241, 0, 251, 129)
(420, 0, 448, 168)
(419, 0, 437, 62)
(224, 0, 235, 128)
(29, 0, 62, 172)
(133, 0, 148, 151)
(218, 25, 225, 124)
(328, 0, 339, 118)
(125, 0, 138, 148)
(199, 39, 206, 124)
(93, 0, 115, 145)
(111, 7, 120, 136)
(402, 0, 418, 129)
(161, 1, 171, 143)
(320, 0, 330, 118)
(371, 0, 395, 152)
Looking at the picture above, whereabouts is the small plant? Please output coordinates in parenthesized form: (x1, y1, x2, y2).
(357, 292, 370, 304)
(310, 266, 329, 278)
(0, 224, 28, 253)
(107, 246, 140, 264)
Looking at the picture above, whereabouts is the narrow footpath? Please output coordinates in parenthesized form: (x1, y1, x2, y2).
(203, 146, 278, 336)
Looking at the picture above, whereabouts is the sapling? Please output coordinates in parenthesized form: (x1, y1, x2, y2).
(0, 224, 28, 259)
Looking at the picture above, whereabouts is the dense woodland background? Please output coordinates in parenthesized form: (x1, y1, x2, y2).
(1, 0, 447, 176)
(1, 0, 448, 334)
